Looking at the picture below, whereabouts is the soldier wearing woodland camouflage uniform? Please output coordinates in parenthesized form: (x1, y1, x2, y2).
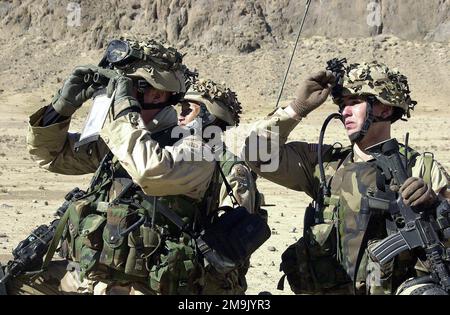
(244, 61, 450, 295)
(4, 38, 260, 295)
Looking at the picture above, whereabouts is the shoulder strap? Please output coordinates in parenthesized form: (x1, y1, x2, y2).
(217, 161, 240, 207)
(422, 152, 434, 185)
(87, 151, 114, 192)
(399, 144, 434, 184)
(41, 210, 70, 270)
(319, 145, 352, 203)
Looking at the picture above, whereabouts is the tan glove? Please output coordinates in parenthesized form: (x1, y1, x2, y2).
(399, 177, 438, 208)
(290, 70, 335, 117)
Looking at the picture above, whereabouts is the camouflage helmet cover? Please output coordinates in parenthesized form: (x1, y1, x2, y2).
(183, 79, 242, 126)
(333, 61, 416, 118)
(117, 37, 186, 93)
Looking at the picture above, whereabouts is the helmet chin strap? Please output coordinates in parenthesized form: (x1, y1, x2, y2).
(198, 104, 216, 126)
(348, 95, 376, 143)
(141, 102, 171, 110)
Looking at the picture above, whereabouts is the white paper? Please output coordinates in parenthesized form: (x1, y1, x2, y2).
(75, 90, 115, 149)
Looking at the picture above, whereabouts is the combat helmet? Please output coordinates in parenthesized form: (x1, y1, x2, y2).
(182, 79, 242, 127)
(101, 37, 186, 94)
(333, 61, 416, 121)
(330, 60, 417, 142)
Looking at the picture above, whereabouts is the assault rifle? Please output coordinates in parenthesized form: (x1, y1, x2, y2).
(365, 138, 450, 292)
(0, 187, 84, 286)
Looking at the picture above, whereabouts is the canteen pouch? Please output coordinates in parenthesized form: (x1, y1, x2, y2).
(124, 225, 161, 278)
(76, 214, 106, 280)
(149, 240, 200, 295)
(78, 214, 106, 250)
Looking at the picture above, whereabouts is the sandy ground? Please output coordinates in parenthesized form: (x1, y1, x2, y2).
(0, 36, 449, 295)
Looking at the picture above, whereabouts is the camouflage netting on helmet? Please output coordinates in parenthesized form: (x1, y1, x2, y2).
(114, 37, 186, 93)
(333, 61, 417, 119)
(185, 79, 242, 126)
(121, 37, 184, 71)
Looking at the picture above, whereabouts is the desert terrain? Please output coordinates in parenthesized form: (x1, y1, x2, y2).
(0, 1, 449, 295)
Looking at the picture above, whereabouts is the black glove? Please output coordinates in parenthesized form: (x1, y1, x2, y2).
(52, 65, 102, 116)
(106, 75, 141, 119)
(290, 70, 335, 117)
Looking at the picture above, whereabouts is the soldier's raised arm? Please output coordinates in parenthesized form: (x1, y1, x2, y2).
(26, 66, 116, 174)
(243, 70, 335, 198)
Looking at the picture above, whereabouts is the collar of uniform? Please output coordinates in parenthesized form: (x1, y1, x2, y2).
(352, 146, 376, 163)
(144, 105, 178, 133)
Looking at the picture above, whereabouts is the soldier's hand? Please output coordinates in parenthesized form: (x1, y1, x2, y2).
(52, 65, 101, 116)
(289, 70, 335, 117)
(399, 177, 438, 208)
(106, 75, 141, 118)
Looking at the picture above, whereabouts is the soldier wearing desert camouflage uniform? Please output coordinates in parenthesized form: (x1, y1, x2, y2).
(178, 79, 259, 214)
(3, 38, 260, 295)
(244, 61, 450, 295)
(178, 79, 266, 293)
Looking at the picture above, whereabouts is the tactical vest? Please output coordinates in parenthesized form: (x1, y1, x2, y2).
(49, 132, 258, 294)
(279, 143, 433, 295)
(40, 127, 204, 292)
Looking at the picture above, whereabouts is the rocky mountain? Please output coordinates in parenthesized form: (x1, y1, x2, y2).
(1, 0, 448, 54)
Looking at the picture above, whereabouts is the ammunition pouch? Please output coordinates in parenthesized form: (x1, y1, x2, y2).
(98, 205, 130, 270)
(61, 198, 107, 280)
(62, 198, 162, 281)
(77, 214, 106, 280)
(64, 198, 97, 261)
(279, 224, 351, 294)
(365, 240, 395, 295)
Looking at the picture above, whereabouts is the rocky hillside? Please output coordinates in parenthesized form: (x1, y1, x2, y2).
(0, 1, 448, 97)
(0, 0, 449, 54)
